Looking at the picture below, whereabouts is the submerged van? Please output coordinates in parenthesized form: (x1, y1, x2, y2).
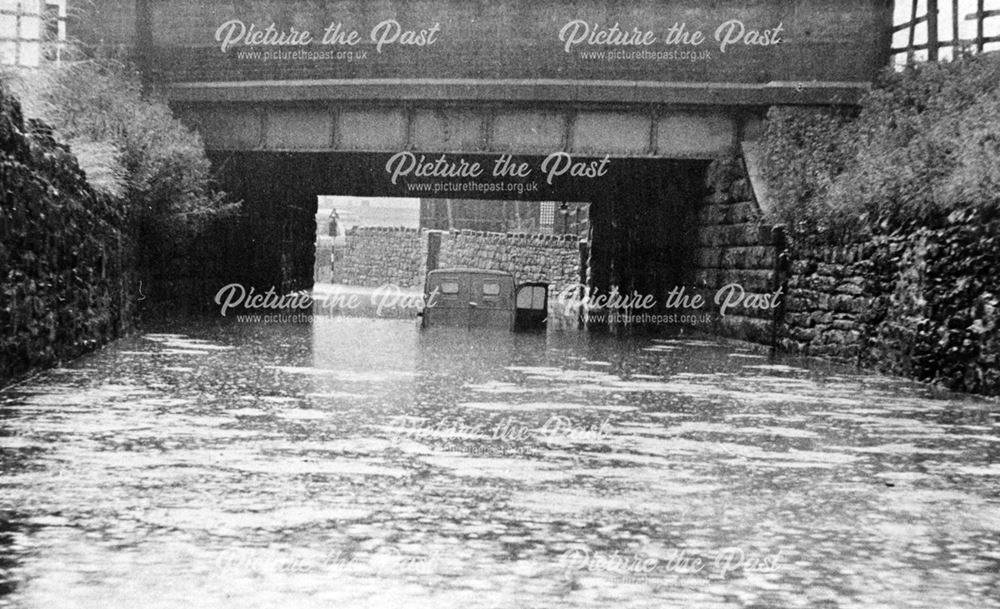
(421, 268, 548, 331)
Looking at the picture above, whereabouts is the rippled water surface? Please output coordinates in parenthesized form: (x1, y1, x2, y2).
(1, 315, 998, 608)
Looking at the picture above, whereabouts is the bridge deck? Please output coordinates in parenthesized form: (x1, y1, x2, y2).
(166, 78, 869, 106)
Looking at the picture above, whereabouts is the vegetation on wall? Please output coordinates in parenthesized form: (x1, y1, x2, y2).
(7, 56, 238, 291)
(1, 50, 240, 382)
(764, 53, 1000, 395)
(762, 53, 1000, 243)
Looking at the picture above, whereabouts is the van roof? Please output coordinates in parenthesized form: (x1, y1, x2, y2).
(427, 268, 514, 278)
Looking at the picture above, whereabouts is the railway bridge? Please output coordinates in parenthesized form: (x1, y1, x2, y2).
(75, 0, 893, 308)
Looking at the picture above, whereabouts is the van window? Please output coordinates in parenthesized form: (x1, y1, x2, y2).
(531, 286, 547, 309)
(516, 287, 532, 309)
(482, 282, 501, 297)
(517, 285, 546, 310)
(440, 281, 459, 295)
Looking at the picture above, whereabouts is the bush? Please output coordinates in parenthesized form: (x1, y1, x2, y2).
(762, 53, 1000, 243)
(759, 106, 857, 241)
(7, 57, 237, 274)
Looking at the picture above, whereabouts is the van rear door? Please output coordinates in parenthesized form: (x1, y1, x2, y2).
(470, 274, 515, 330)
(515, 283, 548, 331)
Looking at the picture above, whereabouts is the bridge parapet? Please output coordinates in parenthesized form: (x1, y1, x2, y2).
(71, 0, 893, 157)
(75, 0, 892, 102)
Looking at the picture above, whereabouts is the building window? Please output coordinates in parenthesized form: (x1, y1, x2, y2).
(0, 0, 64, 67)
(540, 201, 555, 234)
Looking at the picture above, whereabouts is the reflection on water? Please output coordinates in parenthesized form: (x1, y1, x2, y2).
(1, 316, 999, 608)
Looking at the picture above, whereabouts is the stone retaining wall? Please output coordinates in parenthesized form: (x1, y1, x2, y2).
(438, 230, 581, 294)
(335, 227, 427, 289)
(779, 242, 876, 363)
(1, 90, 136, 386)
(779, 217, 1000, 395)
(331, 226, 581, 292)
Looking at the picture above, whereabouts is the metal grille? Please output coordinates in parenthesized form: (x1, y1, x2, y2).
(540, 201, 555, 228)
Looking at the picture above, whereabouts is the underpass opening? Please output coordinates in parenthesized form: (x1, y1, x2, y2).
(208, 150, 709, 327)
(312, 196, 591, 321)
(586, 159, 708, 324)
(312, 194, 422, 287)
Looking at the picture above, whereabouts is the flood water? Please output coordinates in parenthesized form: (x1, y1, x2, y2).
(1, 312, 999, 608)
